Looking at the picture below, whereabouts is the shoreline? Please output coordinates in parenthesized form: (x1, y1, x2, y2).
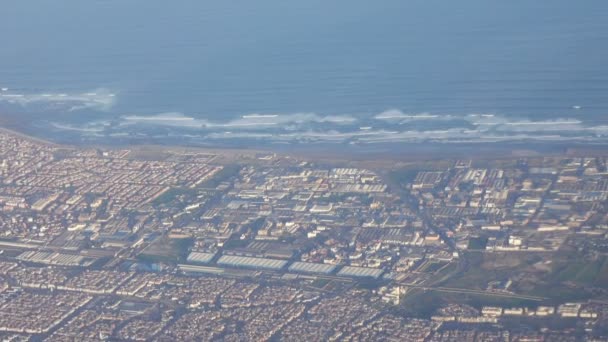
(3, 123, 608, 167)
(0, 125, 60, 147)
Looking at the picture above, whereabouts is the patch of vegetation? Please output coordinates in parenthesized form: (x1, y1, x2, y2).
(356, 278, 387, 290)
(394, 289, 445, 318)
(223, 239, 249, 249)
(433, 261, 459, 281)
(508, 253, 608, 303)
(310, 278, 331, 289)
(199, 164, 241, 189)
(138, 236, 194, 263)
(124, 149, 171, 160)
(467, 236, 488, 250)
(547, 255, 607, 286)
(396, 288, 538, 319)
(463, 294, 538, 310)
(420, 261, 449, 273)
(531, 255, 608, 302)
(443, 252, 534, 290)
(443, 253, 491, 290)
(152, 187, 198, 206)
(528, 285, 592, 304)
(596, 258, 608, 286)
(388, 169, 419, 186)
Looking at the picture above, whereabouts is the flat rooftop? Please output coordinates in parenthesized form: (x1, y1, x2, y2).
(337, 265, 384, 279)
(217, 255, 288, 270)
(186, 251, 216, 264)
(289, 261, 337, 275)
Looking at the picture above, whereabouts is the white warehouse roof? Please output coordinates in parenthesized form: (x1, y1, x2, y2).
(217, 255, 287, 270)
(289, 262, 336, 274)
(337, 266, 384, 279)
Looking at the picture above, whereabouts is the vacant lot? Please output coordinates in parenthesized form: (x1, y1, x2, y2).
(138, 236, 193, 263)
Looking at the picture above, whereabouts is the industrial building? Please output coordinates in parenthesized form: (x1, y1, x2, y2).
(186, 252, 216, 264)
(288, 262, 336, 275)
(337, 266, 384, 279)
(217, 255, 287, 270)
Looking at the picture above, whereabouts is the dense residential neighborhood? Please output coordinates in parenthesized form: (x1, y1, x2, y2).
(1, 130, 608, 341)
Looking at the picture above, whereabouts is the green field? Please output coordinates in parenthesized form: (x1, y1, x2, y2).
(523, 255, 608, 302)
(467, 236, 489, 250)
(396, 288, 538, 319)
(152, 187, 199, 206)
(198, 164, 241, 189)
(419, 260, 449, 273)
(442, 252, 541, 290)
(138, 236, 194, 263)
(549, 256, 608, 287)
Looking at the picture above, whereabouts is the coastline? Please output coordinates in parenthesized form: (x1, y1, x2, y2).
(3, 123, 608, 170)
(0, 125, 59, 147)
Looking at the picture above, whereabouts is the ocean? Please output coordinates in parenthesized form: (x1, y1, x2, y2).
(1, 0, 608, 147)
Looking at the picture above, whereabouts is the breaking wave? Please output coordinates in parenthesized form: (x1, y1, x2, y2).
(0, 88, 117, 111)
(121, 112, 357, 129)
(39, 107, 608, 145)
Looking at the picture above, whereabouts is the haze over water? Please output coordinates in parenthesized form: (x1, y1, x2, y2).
(1, 0, 608, 146)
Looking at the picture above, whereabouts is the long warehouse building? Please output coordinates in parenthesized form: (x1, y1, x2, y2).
(337, 265, 384, 279)
(288, 261, 337, 275)
(217, 255, 288, 271)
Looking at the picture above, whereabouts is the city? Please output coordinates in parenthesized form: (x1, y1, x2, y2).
(1, 129, 608, 341)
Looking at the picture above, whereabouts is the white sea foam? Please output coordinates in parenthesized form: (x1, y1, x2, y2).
(374, 109, 443, 120)
(122, 113, 202, 129)
(47, 106, 608, 145)
(374, 111, 601, 136)
(120, 112, 358, 130)
(50, 122, 107, 133)
(124, 113, 197, 122)
(0, 88, 117, 111)
(502, 119, 582, 126)
(242, 114, 278, 119)
(200, 122, 608, 144)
